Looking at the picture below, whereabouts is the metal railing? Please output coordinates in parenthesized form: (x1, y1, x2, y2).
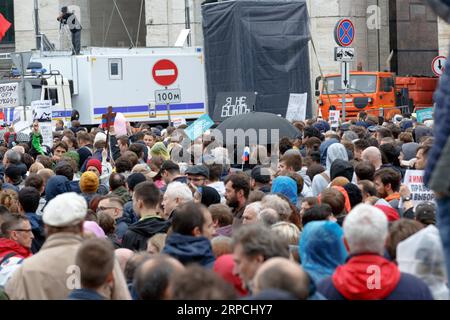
(37, 33, 56, 51)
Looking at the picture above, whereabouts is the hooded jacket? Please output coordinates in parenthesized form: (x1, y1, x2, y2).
(121, 216, 170, 251)
(271, 176, 298, 206)
(0, 238, 32, 260)
(317, 254, 434, 300)
(312, 143, 349, 196)
(299, 221, 348, 285)
(45, 175, 71, 202)
(162, 232, 215, 268)
(330, 159, 354, 182)
(319, 139, 338, 167)
(397, 225, 449, 300)
(213, 254, 248, 296)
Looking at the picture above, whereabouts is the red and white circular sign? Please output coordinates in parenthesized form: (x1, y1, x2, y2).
(152, 59, 178, 86)
(432, 56, 447, 77)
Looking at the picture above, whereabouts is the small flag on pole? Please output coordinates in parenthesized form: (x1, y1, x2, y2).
(242, 146, 250, 162)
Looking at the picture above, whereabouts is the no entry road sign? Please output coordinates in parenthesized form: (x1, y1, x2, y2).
(335, 19, 355, 47)
(152, 59, 179, 86)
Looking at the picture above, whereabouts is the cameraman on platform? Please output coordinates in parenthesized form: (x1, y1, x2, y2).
(57, 6, 82, 55)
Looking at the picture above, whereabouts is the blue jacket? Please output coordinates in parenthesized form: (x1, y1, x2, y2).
(123, 201, 139, 225)
(25, 212, 45, 254)
(425, 55, 450, 185)
(162, 233, 215, 268)
(67, 288, 105, 300)
(45, 175, 71, 202)
(299, 221, 348, 285)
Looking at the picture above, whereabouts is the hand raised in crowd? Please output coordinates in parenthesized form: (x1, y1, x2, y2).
(399, 184, 411, 199)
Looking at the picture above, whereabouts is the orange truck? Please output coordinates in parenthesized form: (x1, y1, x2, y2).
(315, 71, 438, 121)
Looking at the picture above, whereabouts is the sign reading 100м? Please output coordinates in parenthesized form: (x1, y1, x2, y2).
(155, 88, 181, 105)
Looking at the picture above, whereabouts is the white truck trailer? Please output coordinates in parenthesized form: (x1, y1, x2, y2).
(31, 46, 207, 125)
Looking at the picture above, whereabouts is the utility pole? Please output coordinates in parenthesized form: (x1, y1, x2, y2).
(34, 0, 40, 50)
(185, 0, 192, 46)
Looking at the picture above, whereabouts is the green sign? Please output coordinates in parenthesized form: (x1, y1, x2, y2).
(415, 108, 433, 123)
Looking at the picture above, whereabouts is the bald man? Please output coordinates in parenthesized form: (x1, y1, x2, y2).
(133, 255, 184, 300)
(252, 257, 311, 300)
(115, 248, 134, 273)
(361, 146, 382, 170)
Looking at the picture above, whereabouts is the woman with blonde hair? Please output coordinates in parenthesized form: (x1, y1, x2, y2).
(0, 189, 20, 213)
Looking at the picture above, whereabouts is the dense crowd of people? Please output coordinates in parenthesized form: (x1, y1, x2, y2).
(0, 107, 447, 301)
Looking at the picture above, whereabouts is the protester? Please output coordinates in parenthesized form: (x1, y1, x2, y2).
(5, 193, 130, 299)
(231, 223, 289, 292)
(67, 239, 116, 300)
(162, 202, 215, 267)
(317, 204, 434, 300)
(121, 182, 170, 251)
(299, 221, 347, 284)
(0, 85, 444, 302)
(133, 255, 184, 300)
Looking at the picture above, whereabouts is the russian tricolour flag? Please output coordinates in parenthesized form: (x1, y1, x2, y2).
(242, 146, 250, 162)
(0, 108, 15, 125)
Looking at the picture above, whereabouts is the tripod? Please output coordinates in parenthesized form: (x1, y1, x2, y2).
(59, 24, 76, 54)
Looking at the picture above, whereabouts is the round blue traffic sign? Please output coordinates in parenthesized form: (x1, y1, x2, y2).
(334, 19, 355, 47)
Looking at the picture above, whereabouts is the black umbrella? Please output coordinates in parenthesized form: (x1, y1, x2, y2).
(214, 112, 300, 145)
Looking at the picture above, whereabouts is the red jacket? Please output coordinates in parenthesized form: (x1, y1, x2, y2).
(0, 238, 32, 261)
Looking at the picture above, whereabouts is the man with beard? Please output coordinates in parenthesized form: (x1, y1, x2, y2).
(374, 168, 401, 214)
(224, 173, 250, 229)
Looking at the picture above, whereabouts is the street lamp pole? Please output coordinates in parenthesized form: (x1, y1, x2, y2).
(34, 0, 40, 50)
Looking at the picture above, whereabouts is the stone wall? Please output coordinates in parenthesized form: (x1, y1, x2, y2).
(438, 18, 450, 57)
(395, 0, 438, 76)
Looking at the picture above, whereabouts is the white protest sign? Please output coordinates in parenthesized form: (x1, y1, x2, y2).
(0, 83, 19, 108)
(32, 100, 53, 148)
(31, 100, 53, 122)
(286, 93, 308, 122)
(403, 169, 435, 207)
(329, 110, 340, 128)
(40, 123, 53, 148)
(172, 118, 187, 128)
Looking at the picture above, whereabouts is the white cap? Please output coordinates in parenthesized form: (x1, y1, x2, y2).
(94, 132, 107, 145)
(393, 114, 403, 124)
(43, 192, 87, 227)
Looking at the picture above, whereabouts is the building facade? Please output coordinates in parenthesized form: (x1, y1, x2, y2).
(2, 1, 447, 92)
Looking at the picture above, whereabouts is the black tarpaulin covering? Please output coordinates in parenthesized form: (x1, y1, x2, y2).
(202, 0, 312, 119)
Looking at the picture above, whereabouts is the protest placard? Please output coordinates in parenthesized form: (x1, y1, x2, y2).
(286, 93, 308, 122)
(329, 110, 340, 128)
(185, 114, 215, 141)
(403, 169, 435, 207)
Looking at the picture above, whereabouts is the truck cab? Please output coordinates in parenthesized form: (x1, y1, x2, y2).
(316, 71, 399, 121)
(40, 74, 73, 125)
